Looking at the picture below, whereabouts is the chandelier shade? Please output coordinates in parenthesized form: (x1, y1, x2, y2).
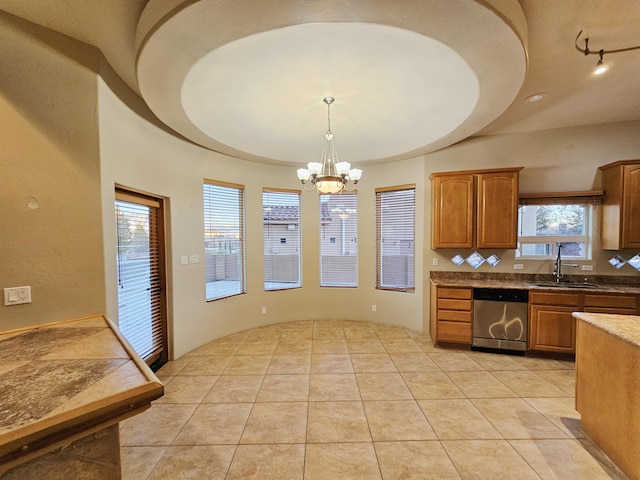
(297, 97, 363, 193)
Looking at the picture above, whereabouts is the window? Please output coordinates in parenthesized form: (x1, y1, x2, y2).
(319, 192, 358, 287)
(376, 185, 415, 291)
(517, 203, 592, 259)
(263, 189, 301, 290)
(203, 180, 246, 300)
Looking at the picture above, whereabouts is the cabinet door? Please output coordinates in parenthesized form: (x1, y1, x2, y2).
(431, 174, 474, 249)
(622, 164, 640, 248)
(476, 171, 519, 249)
(529, 305, 576, 353)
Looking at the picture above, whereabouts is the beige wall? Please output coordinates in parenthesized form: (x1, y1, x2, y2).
(2, 13, 639, 358)
(0, 13, 105, 329)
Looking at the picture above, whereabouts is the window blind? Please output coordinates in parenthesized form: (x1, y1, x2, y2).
(115, 194, 164, 362)
(203, 180, 246, 301)
(375, 185, 415, 292)
(319, 192, 358, 287)
(263, 188, 301, 290)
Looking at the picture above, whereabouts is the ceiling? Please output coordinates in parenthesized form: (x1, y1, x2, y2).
(2, 0, 639, 167)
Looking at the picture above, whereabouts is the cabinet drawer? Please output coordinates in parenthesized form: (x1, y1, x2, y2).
(438, 298, 472, 311)
(530, 291, 581, 307)
(583, 294, 637, 310)
(438, 321, 471, 343)
(437, 309, 472, 323)
(437, 287, 472, 300)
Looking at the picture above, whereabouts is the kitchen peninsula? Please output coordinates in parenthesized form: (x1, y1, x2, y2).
(0, 315, 163, 479)
(573, 312, 640, 480)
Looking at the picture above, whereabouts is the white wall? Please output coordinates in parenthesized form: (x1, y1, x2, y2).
(98, 63, 425, 358)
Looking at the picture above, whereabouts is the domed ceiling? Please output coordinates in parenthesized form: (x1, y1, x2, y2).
(135, 0, 528, 165)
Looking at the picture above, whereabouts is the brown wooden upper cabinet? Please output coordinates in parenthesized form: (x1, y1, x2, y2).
(600, 159, 640, 250)
(430, 167, 523, 249)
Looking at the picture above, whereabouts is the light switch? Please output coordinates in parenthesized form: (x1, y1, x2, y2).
(189, 254, 199, 264)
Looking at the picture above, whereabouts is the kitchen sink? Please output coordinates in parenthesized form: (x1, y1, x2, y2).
(533, 282, 601, 289)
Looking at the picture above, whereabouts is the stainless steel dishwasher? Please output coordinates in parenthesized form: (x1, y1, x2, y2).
(473, 288, 529, 352)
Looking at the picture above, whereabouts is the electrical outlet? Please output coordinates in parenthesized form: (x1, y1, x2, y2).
(432, 258, 439, 266)
(371, 304, 377, 312)
(189, 254, 199, 264)
(513, 264, 524, 270)
(180, 255, 189, 265)
(582, 264, 594, 271)
(4, 286, 31, 306)
(261, 307, 267, 315)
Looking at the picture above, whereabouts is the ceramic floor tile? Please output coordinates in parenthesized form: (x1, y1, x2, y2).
(120, 446, 167, 480)
(491, 370, 569, 397)
(380, 338, 424, 354)
(311, 354, 354, 373)
(364, 400, 437, 441)
(311, 339, 349, 354)
(235, 340, 278, 355)
(343, 327, 379, 340)
(184, 339, 242, 356)
(226, 444, 305, 480)
(418, 399, 503, 440)
(510, 439, 627, 480)
(222, 355, 272, 375)
(154, 358, 190, 377)
(389, 352, 440, 372)
(273, 339, 313, 354)
(350, 354, 397, 373)
(522, 397, 585, 438)
(120, 404, 197, 446)
(446, 371, 517, 398)
(511, 356, 570, 370)
(240, 402, 307, 444)
(465, 351, 526, 370)
(346, 339, 387, 354)
(177, 355, 232, 375)
(313, 327, 346, 340)
(309, 374, 361, 401)
(534, 369, 576, 395)
(146, 445, 235, 480)
(442, 439, 541, 480)
(154, 375, 217, 404)
(307, 401, 372, 443)
(255, 374, 309, 402)
(202, 375, 264, 403)
(279, 328, 313, 342)
(375, 441, 462, 480)
(373, 325, 411, 339)
(267, 354, 311, 374)
(428, 352, 484, 371)
(356, 372, 413, 400)
(401, 371, 465, 399)
(304, 443, 382, 480)
(172, 403, 253, 445)
(472, 398, 567, 439)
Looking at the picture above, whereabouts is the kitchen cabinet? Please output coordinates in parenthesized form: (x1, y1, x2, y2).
(529, 291, 580, 354)
(599, 159, 640, 250)
(529, 290, 639, 354)
(430, 286, 472, 345)
(430, 167, 523, 249)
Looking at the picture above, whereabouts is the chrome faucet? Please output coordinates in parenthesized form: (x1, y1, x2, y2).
(553, 243, 579, 282)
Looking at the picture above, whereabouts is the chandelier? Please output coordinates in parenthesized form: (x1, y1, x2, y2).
(296, 97, 363, 193)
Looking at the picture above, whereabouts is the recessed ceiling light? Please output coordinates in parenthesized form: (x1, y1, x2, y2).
(524, 93, 548, 103)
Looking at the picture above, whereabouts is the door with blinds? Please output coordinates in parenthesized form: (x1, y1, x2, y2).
(115, 189, 168, 367)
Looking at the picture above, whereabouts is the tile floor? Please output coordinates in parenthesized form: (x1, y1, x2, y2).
(119, 320, 628, 479)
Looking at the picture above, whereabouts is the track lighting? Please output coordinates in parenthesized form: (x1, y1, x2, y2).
(575, 30, 640, 75)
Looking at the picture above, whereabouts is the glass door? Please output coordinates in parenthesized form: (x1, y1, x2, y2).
(115, 189, 168, 367)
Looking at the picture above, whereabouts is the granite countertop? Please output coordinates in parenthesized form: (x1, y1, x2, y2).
(573, 312, 640, 348)
(430, 272, 640, 294)
(0, 315, 163, 472)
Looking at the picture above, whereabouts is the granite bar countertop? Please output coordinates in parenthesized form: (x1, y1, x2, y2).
(0, 315, 163, 473)
(430, 271, 640, 294)
(573, 312, 640, 348)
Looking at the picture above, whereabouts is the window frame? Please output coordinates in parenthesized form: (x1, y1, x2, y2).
(516, 194, 598, 260)
(263, 188, 302, 291)
(375, 184, 416, 292)
(319, 191, 358, 288)
(203, 179, 246, 301)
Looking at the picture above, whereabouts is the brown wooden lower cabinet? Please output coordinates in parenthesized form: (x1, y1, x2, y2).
(431, 286, 472, 345)
(529, 304, 577, 353)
